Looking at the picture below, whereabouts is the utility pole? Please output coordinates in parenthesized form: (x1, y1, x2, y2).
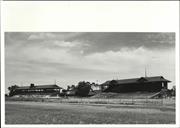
(145, 67, 147, 77)
(54, 79, 57, 85)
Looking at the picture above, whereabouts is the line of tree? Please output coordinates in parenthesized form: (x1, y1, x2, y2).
(61, 81, 99, 97)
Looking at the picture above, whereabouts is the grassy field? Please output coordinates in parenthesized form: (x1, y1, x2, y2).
(5, 101, 175, 124)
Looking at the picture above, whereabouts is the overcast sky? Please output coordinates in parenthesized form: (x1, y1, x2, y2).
(5, 32, 175, 92)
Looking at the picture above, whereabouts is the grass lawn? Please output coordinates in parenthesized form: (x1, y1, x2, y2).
(5, 101, 175, 124)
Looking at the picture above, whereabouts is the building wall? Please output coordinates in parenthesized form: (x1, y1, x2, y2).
(104, 82, 166, 93)
(13, 88, 60, 95)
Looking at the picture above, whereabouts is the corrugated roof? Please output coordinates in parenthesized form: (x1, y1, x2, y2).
(16, 84, 62, 90)
(101, 76, 171, 85)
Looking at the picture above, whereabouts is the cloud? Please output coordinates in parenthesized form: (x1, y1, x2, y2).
(83, 47, 174, 73)
(54, 41, 78, 47)
(28, 33, 56, 40)
(5, 32, 175, 54)
(6, 42, 174, 74)
(27, 32, 84, 41)
(65, 32, 175, 54)
(5, 32, 175, 91)
(52, 40, 90, 49)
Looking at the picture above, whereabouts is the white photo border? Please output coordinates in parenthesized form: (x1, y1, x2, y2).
(1, 1, 179, 128)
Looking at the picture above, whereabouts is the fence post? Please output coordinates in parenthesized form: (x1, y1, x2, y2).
(132, 96, 133, 104)
(146, 96, 148, 104)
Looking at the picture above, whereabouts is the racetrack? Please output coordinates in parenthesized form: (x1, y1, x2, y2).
(5, 101, 175, 124)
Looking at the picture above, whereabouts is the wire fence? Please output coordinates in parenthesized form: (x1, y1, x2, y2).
(45, 97, 175, 106)
(6, 96, 175, 106)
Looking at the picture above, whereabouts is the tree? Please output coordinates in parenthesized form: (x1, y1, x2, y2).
(171, 86, 176, 97)
(71, 85, 76, 90)
(75, 81, 91, 97)
(60, 89, 67, 97)
(8, 85, 19, 96)
(67, 85, 71, 91)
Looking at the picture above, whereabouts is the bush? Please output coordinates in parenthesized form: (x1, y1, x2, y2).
(75, 81, 91, 97)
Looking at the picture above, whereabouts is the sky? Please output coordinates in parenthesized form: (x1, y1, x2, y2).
(5, 32, 175, 92)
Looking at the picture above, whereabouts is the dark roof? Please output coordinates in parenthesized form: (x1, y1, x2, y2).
(101, 76, 171, 85)
(16, 84, 62, 90)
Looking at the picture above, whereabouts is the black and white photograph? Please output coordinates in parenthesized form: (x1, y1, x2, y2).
(1, 1, 179, 127)
(5, 32, 176, 124)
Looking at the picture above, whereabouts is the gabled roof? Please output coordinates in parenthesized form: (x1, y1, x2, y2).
(101, 76, 171, 85)
(16, 84, 62, 90)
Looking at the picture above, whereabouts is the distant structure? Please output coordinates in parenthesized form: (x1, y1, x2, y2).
(101, 76, 171, 93)
(145, 67, 147, 77)
(9, 83, 63, 96)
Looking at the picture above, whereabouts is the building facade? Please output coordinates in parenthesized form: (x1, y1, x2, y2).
(9, 83, 62, 96)
(101, 76, 170, 93)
